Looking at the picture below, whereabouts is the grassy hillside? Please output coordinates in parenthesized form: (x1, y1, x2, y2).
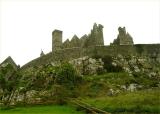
(80, 89, 160, 113)
(74, 72, 160, 114)
(0, 62, 159, 114)
(77, 72, 159, 97)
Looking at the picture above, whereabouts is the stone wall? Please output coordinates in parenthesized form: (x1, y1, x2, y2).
(94, 45, 136, 57)
(134, 44, 160, 62)
(21, 52, 53, 69)
(21, 23, 160, 70)
(21, 44, 160, 70)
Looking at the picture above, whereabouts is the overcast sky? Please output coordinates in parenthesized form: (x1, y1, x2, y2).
(0, 0, 160, 66)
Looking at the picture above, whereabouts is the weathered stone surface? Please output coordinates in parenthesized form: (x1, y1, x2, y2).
(52, 30, 62, 51)
(0, 56, 18, 70)
(91, 23, 104, 46)
(16, 93, 24, 102)
(127, 84, 137, 92)
(70, 35, 80, 47)
(69, 56, 104, 75)
(40, 50, 45, 57)
(63, 39, 70, 48)
(60, 23, 104, 49)
(112, 27, 134, 45)
(8, 89, 54, 105)
(21, 22, 160, 71)
(107, 89, 114, 96)
(80, 34, 88, 47)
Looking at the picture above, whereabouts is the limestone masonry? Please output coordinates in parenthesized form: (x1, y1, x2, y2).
(21, 23, 160, 69)
(52, 23, 104, 51)
(112, 27, 134, 45)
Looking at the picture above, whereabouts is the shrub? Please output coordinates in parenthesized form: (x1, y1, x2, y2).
(52, 62, 83, 100)
(51, 84, 68, 105)
(96, 67, 105, 75)
(54, 62, 82, 89)
(102, 55, 123, 72)
(0, 64, 21, 107)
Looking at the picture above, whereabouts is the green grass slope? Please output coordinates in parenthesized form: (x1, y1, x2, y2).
(80, 88, 160, 113)
(77, 72, 160, 113)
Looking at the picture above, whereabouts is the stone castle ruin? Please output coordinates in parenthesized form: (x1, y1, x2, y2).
(52, 23, 134, 53)
(1, 23, 160, 107)
(52, 23, 104, 51)
(21, 23, 160, 69)
(112, 27, 134, 45)
(52, 30, 63, 51)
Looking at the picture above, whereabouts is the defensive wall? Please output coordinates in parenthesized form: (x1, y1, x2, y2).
(20, 23, 160, 70)
(21, 44, 160, 70)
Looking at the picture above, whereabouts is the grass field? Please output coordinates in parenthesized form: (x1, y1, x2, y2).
(80, 89, 160, 114)
(0, 105, 85, 114)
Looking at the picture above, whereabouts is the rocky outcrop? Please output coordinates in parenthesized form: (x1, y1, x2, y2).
(111, 54, 160, 79)
(69, 56, 104, 75)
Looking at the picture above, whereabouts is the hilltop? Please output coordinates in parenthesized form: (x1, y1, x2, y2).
(0, 23, 160, 114)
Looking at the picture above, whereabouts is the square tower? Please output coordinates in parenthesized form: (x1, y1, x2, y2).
(52, 29, 62, 51)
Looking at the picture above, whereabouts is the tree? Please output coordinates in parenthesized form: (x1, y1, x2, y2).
(52, 62, 83, 101)
(0, 64, 21, 107)
(54, 62, 82, 89)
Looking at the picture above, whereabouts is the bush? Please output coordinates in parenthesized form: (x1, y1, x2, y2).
(0, 64, 21, 107)
(102, 55, 123, 72)
(96, 67, 105, 75)
(54, 62, 82, 89)
(51, 84, 68, 105)
(52, 62, 83, 100)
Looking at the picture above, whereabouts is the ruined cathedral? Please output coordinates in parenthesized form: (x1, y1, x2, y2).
(19, 23, 159, 69)
(52, 23, 134, 52)
(52, 23, 104, 51)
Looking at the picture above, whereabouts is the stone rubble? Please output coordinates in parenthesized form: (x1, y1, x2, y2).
(69, 56, 104, 75)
